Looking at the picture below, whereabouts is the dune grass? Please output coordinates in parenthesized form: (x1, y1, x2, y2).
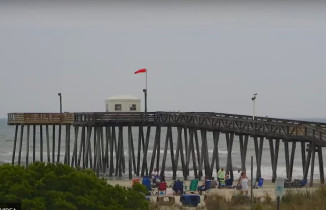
(193, 186, 326, 210)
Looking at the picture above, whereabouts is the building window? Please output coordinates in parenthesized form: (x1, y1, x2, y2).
(130, 104, 136, 111)
(115, 104, 121, 111)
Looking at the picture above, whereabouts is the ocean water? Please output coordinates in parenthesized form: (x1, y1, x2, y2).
(1, 117, 326, 181)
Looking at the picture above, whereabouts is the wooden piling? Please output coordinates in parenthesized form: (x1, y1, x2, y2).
(210, 131, 220, 178)
(310, 143, 316, 186)
(11, 125, 18, 165)
(189, 129, 198, 178)
(136, 126, 144, 176)
(57, 125, 62, 163)
(128, 126, 133, 179)
(18, 125, 24, 166)
(318, 146, 325, 184)
(71, 126, 79, 167)
(284, 141, 290, 180)
(33, 125, 36, 163)
(77, 126, 86, 167)
(225, 132, 234, 179)
(109, 126, 115, 176)
(52, 125, 55, 163)
(26, 125, 30, 167)
(46, 125, 50, 163)
(40, 125, 43, 162)
(194, 130, 202, 179)
(289, 142, 296, 180)
(150, 126, 160, 175)
(239, 134, 249, 171)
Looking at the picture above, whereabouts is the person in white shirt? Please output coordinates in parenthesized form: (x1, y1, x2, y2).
(240, 171, 249, 195)
(151, 168, 159, 184)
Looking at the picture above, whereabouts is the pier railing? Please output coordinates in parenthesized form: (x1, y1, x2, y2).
(8, 113, 74, 125)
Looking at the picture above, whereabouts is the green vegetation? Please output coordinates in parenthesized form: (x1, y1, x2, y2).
(0, 163, 149, 210)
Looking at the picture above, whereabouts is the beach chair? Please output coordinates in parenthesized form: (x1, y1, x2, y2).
(225, 178, 233, 188)
(257, 178, 264, 188)
(198, 180, 211, 195)
(284, 179, 307, 188)
(158, 182, 167, 195)
(180, 194, 200, 207)
(300, 179, 307, 187)
(132, 178, 140, 186)
(173, 180, 184, 195)
(142, 177, 152, 195)
(188, 179, 199, 193)
(210, 179, 218, 189)
(293, 179, 307, 187)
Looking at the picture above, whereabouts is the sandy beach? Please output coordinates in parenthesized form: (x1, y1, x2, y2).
(106, 178, 323, 208)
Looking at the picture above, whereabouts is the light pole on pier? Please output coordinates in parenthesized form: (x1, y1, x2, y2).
(58, 93, 62, 114)
(251, 93, 257, 120)
(143, 88, 147, 113)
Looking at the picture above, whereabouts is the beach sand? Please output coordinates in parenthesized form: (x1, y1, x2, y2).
(106, 178, 323, 209)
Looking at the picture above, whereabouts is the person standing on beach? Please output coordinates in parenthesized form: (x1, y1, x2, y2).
(151, 168, 159, 184)
(240, 171, 249, 195)
(217, 168, 226, 187)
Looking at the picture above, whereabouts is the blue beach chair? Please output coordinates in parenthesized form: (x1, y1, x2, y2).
(142, 176, 152, 194)
(225, 178, 233, 188)
(173, 180, 184, 195)
(198, 180, 211, 195)
(258, 178, 264, 188)
(180, 194, 200, 207)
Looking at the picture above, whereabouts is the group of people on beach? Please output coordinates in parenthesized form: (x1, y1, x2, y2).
(151, 168, 165, 186)
(216, 168, 249, 195)
(150, 167, 249, 196)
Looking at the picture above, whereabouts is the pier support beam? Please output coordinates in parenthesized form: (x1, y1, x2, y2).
(26, 125, 30, 167)
(141, 126, 151, 177)
(318, 146, 325, 184)
(173, 127, 186, 179)
(77, 126, 86, 167)
(12, 125, 18, 165)
(162, 126, 174, 177)
(17, 125, 24, 166)
(33, 125, 36, 163)
(194, 130, 202, 179)
(40, 125, 43, 162)
(46, 125, 50, 163)
(289, 141, 296, 181)
(210, 131, 220, 178)
(254, 136, 264, 181)
(150, 126, 161, 175)
(136, 126, 144, 176)
(52, 125, 55, 164)
(239, 134, 249, 172)
(225, 132, 234, 179)
(71, 126, 79, 167)
(310, 143, 316, 187)
(269, 138, 280, 182)
(57, 125, 62, 163)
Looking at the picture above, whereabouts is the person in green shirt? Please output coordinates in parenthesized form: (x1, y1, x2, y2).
(217, 168, 226, 187)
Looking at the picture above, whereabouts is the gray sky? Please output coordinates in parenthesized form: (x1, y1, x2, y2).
(0, 0, 325, 119)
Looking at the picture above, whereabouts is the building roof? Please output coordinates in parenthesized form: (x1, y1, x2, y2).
(106, 95, 140, 101)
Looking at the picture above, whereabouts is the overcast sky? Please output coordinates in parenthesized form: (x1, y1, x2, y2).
(0, 0, 325, 119)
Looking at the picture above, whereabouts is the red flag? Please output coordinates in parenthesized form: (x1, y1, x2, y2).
(134, 68, 147, 74)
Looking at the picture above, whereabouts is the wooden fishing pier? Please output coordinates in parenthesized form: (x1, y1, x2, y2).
(7, 112, 326, 186)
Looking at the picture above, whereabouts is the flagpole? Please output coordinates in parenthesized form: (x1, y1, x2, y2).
(143, 69, 147, 113)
